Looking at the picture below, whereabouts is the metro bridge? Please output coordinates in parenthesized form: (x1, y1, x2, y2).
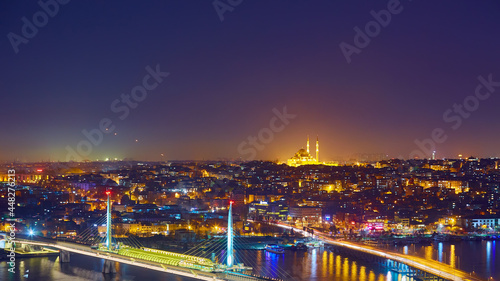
(8, 191, 486, 281)
(10, 194, 280, 281)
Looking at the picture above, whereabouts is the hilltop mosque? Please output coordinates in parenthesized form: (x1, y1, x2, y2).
(286, 136, 338, 167)
(287, 136, 321, 167)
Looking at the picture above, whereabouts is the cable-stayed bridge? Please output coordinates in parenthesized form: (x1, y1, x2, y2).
(6, 193, 487, 281)
(10, 198, 293, 281)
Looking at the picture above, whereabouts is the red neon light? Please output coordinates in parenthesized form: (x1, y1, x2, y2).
(229, 200, 234, 205)
(106, 191, 111, 195)
(36, 169, 43, 172)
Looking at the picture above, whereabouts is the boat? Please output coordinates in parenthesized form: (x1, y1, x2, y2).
(296, 242, 308, 251)
(265, 244, 285, 254)
(484, 235, 498, 241)
(433, 234, 450, 242)
(291, 242, 308, 251)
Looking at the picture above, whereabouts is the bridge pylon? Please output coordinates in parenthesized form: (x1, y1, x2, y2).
(227, 200, 234, 268)
(60, 250, 70, 263)
(102, 259, 116, 274)
(106, 191, 111, 250)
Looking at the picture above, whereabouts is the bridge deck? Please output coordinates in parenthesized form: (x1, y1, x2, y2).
(17, 240, 223, 281)
(273, 223, 486, 281)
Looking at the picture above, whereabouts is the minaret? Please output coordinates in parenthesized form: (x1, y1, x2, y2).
(306, 135, 310, 154)
(316, 135, 319, 163)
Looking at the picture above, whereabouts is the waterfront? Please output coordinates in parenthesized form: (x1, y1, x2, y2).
(2, 240, 498, 281)
(383, 240, 500, 280)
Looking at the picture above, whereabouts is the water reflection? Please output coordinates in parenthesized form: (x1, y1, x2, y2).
(492, 241, 496, 271)
(7, 243, 499, 281)
(342, 257, 349, 280)
(449, 244, 455, 268)
(236, 248, 416, 281)
(335, 254, 341, 279)
(424, 245, 433, 260)
(310, 248, 317, 278)
(351, 261, 357, 280)
(385, 240, 500, 280)
(438, 242, 443, 262)
(368, 269, 375, 281)
(486, 241, 491, 274)
(359, 265, 366, 280)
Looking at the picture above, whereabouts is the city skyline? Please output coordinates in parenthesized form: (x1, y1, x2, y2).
(2, 1, 500, 162)
(4, 2, 500, 280)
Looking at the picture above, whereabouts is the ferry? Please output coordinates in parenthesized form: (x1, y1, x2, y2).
(265, 244, 285, 254)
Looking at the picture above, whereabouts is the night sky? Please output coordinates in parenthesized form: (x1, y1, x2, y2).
(1, 0, 500, 162)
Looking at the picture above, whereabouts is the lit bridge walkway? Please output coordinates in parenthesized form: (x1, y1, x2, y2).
(273, 223, 486, 281)
(13, 197, 280, 281)
(17, 239, 225, 281)
(14, 199, 284, 281)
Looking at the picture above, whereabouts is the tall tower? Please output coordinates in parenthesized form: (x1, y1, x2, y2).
(306, 135, 310, 154)
(106, 191, 111, 250)
(227, 201, 234, 268)
(316, 135, 319, 162)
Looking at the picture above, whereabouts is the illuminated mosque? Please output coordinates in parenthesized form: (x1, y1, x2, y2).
(287, 136, 321, 167)
(286, 135, 338, 167)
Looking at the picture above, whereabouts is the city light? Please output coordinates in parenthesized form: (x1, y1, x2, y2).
(2, 1, 498, 280)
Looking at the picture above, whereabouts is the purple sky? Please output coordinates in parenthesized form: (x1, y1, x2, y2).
(1, 1, 500, 162)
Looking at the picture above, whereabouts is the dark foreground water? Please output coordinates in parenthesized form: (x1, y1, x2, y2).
(1, 241, 498, 281)
(383, 240, 500, 280)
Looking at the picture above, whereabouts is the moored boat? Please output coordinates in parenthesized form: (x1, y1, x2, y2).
(433, 234, 450, 242)
(265, 244, 285, 254)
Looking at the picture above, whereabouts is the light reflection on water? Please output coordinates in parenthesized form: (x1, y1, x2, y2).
(384, 240, 500, 280)
(1, 248, 411, 281)
(239, 248, 414, 281)
(2, 241, 498, 281)
(450, 244, 456, 268)
(486, 241, 491, 274)
(438, 242, 443, 262)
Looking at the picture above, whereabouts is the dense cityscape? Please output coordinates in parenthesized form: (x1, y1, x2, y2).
(3, 1, 500, 280)
(2, 156, 500, 242)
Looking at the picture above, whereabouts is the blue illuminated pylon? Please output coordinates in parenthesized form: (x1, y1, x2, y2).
(227, 201, 234, 268)
(106, 191, 111, 250)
